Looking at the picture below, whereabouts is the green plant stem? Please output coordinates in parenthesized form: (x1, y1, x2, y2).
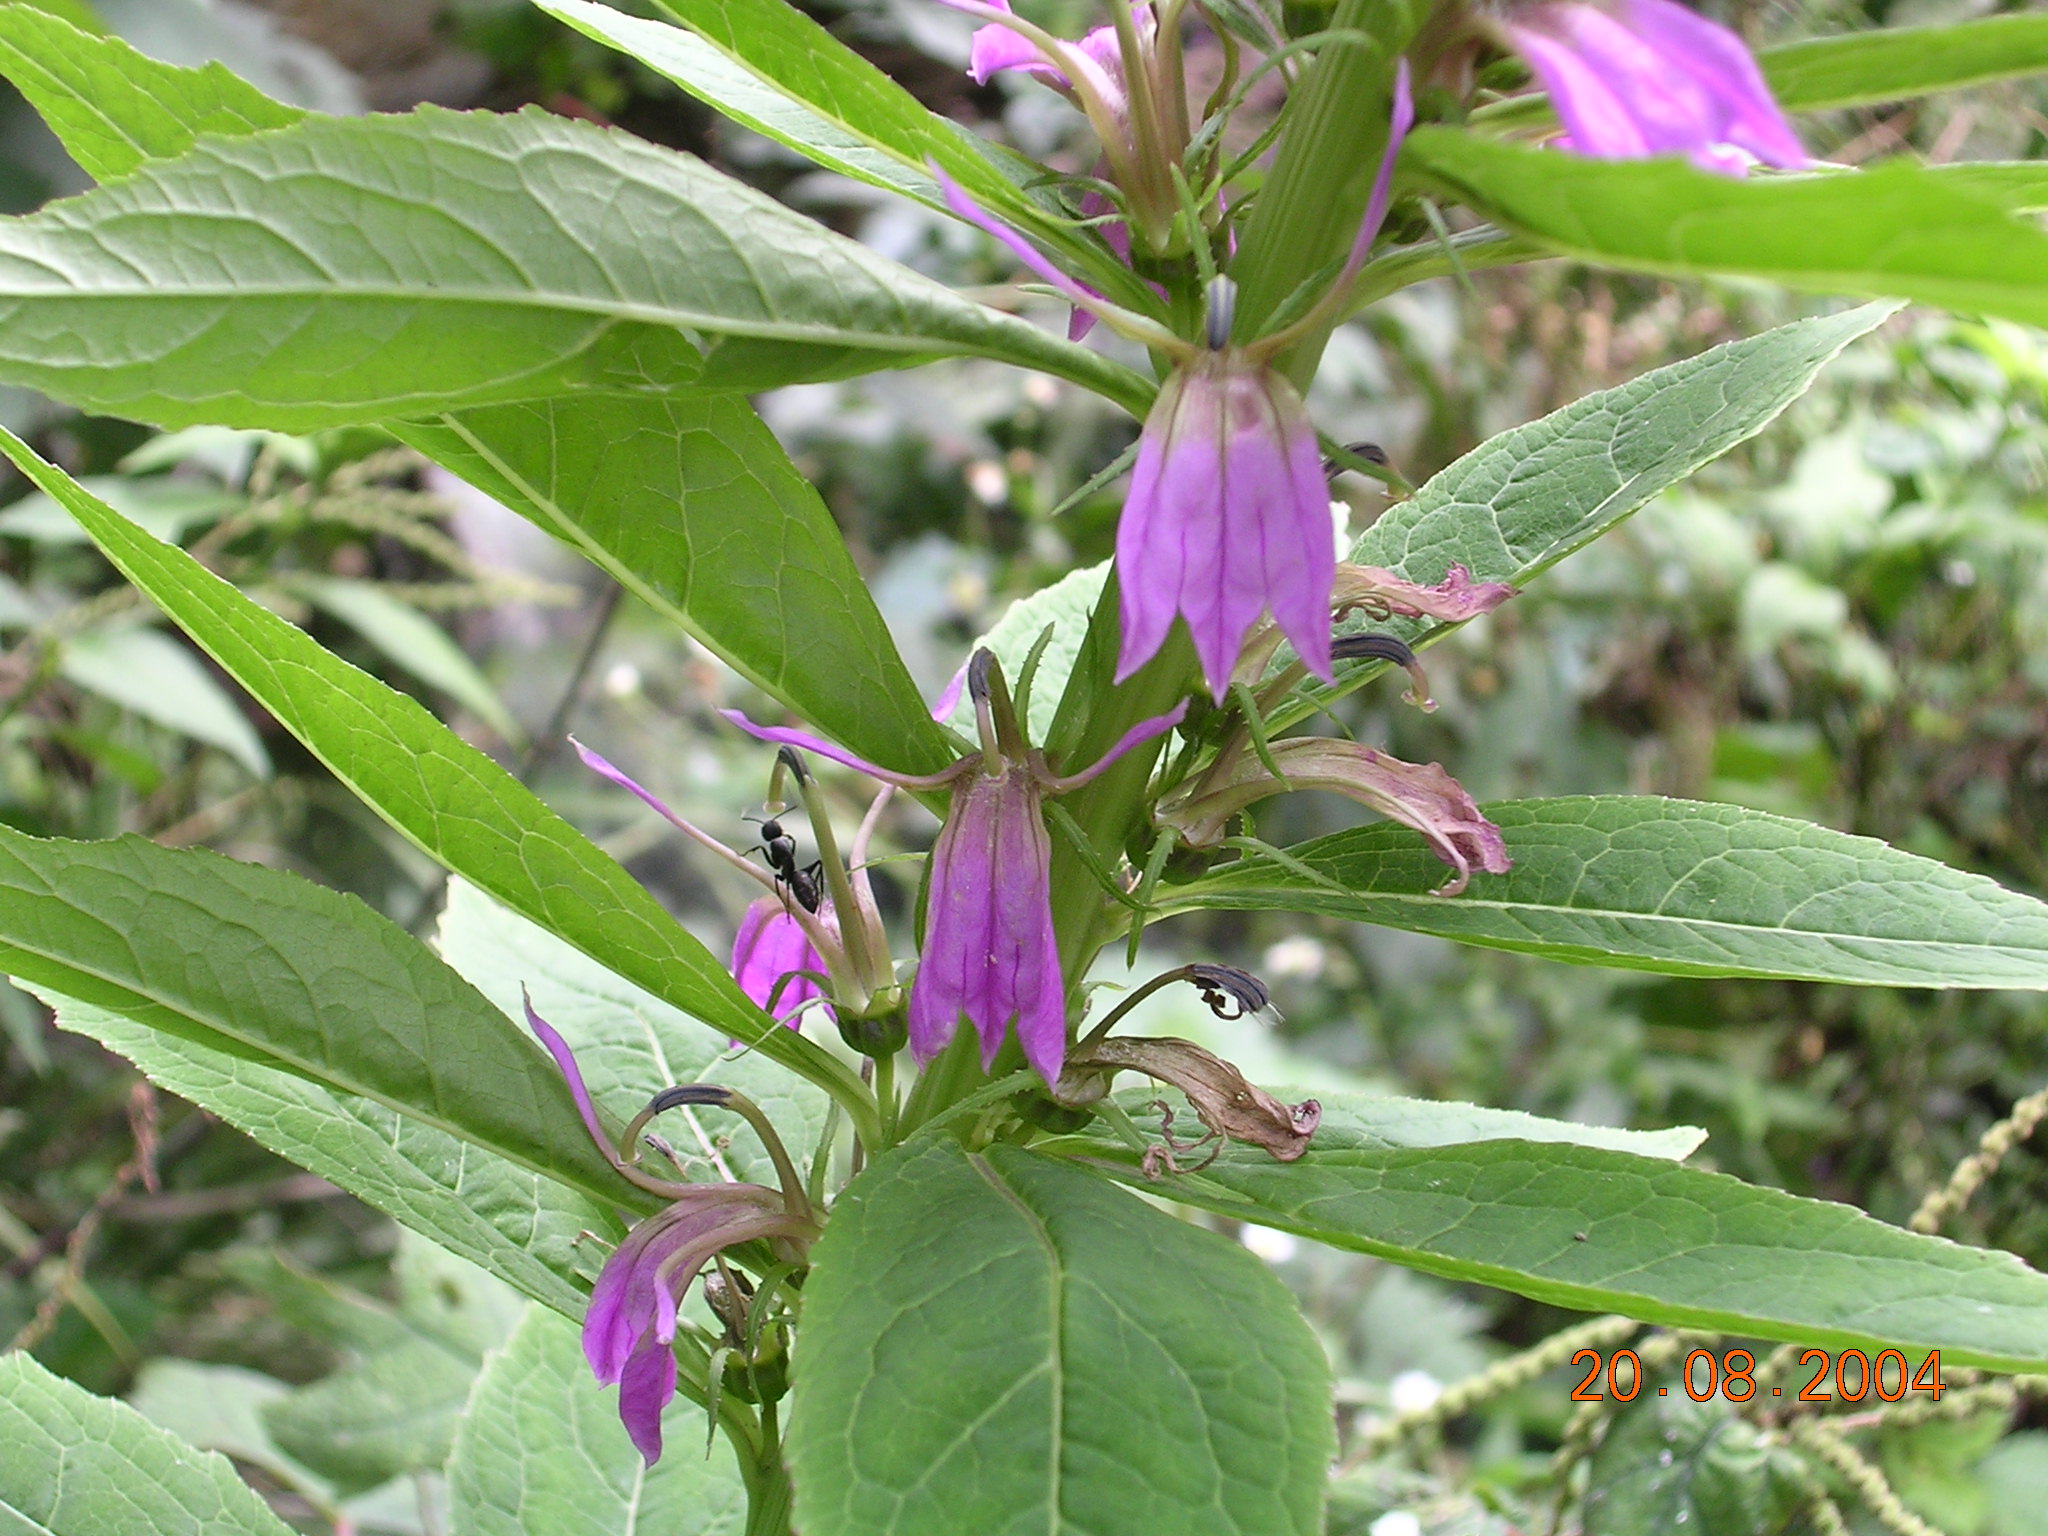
(1228, 0, 1426, 382)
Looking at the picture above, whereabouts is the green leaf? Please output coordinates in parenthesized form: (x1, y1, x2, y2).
(28, 982, 612, 1320)
(939, 560, 1110, 746)
(788, 1139, 1333, 1536)
(0, 825, 628, 1205)
(395, 394, 953, 776)
(1297, 305, 1894, 721)
(1927, 163, 2048, 216)
(0, 106, 1148, 426)
(57, 623, 272, 776)
(288, 574, 522, 746)
(261, 1249, 519, 1496)
(1762, 13, 2048, 112)
(446, 1305, 749, 1536)
(0, 4, 302, 183)
(0, 428, 877, 1137)
(1585, 1398, 1807, 1536)
(128, 1361, 329, 1508)
(535, 0, 1137, 304)
(1068, 1136, 2048, 1371)
(0, 1352, 298, 1536)
(436, 879, 828, 1187)
(1406, 131, 2048, 329)
(1167, 796, 2048, 987)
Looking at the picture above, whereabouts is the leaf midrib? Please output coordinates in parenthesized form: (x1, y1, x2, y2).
(1171, 879, 2047, 960)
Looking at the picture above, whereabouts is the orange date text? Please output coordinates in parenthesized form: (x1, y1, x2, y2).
(1567, 1348, 1944, 1404)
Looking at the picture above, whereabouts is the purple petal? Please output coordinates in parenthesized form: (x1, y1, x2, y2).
(1115, 360, 1335, 696)
(931, 162, 1106, 318)
(730, 895, 830, 1024)
(572, 739, 695, 836)
(524, 992, 614, 1166)
(1330, 59, 1416, 285)
(1334, 563, 1519, 623)
(1618, 0, 1805, 167)
(907, 768, 1065, 1082)
(618, 1340, 678, 1465)
(1044, 702, 1189, 791)
(718, 709, 954, 789)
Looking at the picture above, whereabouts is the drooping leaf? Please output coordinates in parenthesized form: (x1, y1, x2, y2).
(0, 825, 627, 1207)
(289, 575, 522, 746)
(445, 1305, 750, 1536)
(396, 393, 953, 776)
(1065, 1134, 2048, 1371)
(534, 0, 1142, 307)
(57, 623, 272, 776)
(1165, 796, 2048, 988)
(1762, 13, 2048, 112)
(29, 982, 612, 1320)
(0, 1353, 298, 1536)
(1405, 131, 2048, 329)
(0, 106, 1149, 427)
(0, 4, 302, 183)
(1290, 304, 1894, 723)
(0, 429, 876, 1134)
(788, 1139, 1333, 1536)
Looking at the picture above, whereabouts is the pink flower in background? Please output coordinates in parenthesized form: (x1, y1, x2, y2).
(729, 894, 834, 1025)
(1501, 0, 1804, 174)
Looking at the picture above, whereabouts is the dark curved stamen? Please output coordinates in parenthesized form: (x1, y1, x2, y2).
(1324, 441, 1389, 480)
(1204, 276, 1237, 352)
(774, 745, 809, 785)
(1331, 633, 1417, 669)
(1331, 632, 1436, 711)
(1186, 963, 1270, 1019)
(645, 1084, 734, 1114)
(967, 647, 996, 703)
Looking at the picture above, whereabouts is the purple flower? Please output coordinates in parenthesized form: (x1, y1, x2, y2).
(730, 894, 834, 1025)
(1500, 0, 1804, 175)
(1159, 738, 1511, 895)
(1116, 353, 1336, 699)
(1332, 562, 1520, 624)
(581, 1184, 793, 1463)
(524, 998, 814, 1465)
(722, 657, 1185, 1084)
(1109, 66, 1414, 699)
(960, 0, 1142, 93)
(908, 759, 1063, 1077)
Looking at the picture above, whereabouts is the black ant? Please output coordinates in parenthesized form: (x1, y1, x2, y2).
(747, 813, 824, 914)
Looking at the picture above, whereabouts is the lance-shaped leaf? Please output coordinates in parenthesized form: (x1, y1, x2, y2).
(0, 4, 303, 183)
(0, 826, 629, 1209)
(1062, 1134, 2048, 1372)
(0, 430, 879, 1139)
(534, 0, 1143, 308)
(29, 981, 611, 1319)
(1761, 12, 2048, 112)
(0, 106, 1149, 427)
(1405, 130, 2048, 330)
(789, 1139, 1333, 1536)
(446, 1305, 749, 1536)
(1164, 796, 2048, 988)
(0, 1354, 298, 1536)
(397, 394, 955, 776)
(1284, 304, 1893, 725)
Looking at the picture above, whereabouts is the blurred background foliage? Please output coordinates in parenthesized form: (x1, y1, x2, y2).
(1, 0, 2046, 1531)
